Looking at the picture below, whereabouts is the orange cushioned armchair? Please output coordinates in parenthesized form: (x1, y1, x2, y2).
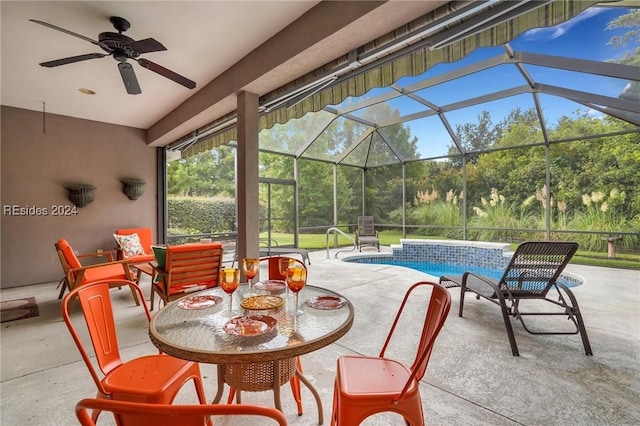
(114, 227, 156, 264)
(55, 239, 139, 305)
(150, 243, 224, 310)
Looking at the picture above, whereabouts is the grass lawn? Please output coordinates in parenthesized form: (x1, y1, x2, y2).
(262, 230, 640, 270)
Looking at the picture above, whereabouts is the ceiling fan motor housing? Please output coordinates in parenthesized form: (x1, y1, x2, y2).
(98, 32, 139, 58)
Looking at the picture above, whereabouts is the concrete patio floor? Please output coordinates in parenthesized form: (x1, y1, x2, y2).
(1, 247, 639, 425)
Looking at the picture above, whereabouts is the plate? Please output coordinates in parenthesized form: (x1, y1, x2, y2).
(305, 295, 347, 310)
(240, 295, 284, 310)
(254, 280, 287, 292)
(223, 315, 277, 337)
(177, 295, 223, 310)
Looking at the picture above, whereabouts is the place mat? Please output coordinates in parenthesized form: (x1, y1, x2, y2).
(1, 297, 39, 323)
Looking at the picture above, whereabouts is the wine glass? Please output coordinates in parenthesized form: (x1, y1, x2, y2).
(220, 267, 240, 317)
(278, 257, 295, 296)
(286, 266, 307, 316)
(278, 257, 295, 279)
(242, 258, 259, 296)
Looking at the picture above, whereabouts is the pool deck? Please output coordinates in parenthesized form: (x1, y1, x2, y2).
(1, 246, 639, 425)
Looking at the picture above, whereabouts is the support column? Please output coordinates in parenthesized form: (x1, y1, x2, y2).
(236, 91, 260, 270)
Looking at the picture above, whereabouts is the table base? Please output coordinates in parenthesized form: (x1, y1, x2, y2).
(224, 358, 296, 392)
(213, 360, 324, 424)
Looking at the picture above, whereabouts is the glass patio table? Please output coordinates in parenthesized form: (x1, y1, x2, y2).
(149, 284, 354, 424)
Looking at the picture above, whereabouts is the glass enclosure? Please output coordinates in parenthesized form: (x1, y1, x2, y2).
(166, 4, 639, 253)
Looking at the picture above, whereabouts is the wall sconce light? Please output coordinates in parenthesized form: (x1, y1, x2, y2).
(65, 184, 96, 208)
(121, 178, 146, 200)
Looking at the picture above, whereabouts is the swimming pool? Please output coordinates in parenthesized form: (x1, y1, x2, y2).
(343, 239, 583, 288)
(361, 259, 505, 280)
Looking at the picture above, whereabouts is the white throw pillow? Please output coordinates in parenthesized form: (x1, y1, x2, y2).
(113, 233, 145, 258)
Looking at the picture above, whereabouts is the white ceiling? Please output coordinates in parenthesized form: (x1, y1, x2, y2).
(1, 1, 319, 129)
(1, 1, 448, 147)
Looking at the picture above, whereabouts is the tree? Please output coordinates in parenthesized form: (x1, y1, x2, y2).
(606, 10, 640, 100)
(354, 104, 422, 222)
(167, 147, 235, 197)
(448, 110, 504, 167)
(606, 9, 640, 60)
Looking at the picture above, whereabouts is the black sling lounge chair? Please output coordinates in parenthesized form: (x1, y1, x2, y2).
(440, 241, 592, 356)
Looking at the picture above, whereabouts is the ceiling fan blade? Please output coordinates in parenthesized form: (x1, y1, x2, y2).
(136, 58, 196, 89)
(129, 38, 166, 54)
(118, 62, 142, 95)
(39, 53, 108, 68)
(29, 19, 110, 51)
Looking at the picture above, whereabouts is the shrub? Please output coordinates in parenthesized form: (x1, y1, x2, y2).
(569, 189, 639, 251)
(468, 188, 520, 242)
(397, 188, 463, 238)
(168, 196, 236, 234)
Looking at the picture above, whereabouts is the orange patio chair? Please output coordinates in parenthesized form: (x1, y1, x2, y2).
(114, 227, 159, 285)
(331, 281, 451, 426)
(75, 397, 288, 426)
(114, 227, 156, 264)
(62, 279, 208, 425)
(55, 238, 139, 305)
(226, 256, 307, 415)
(263, 255, 306, 281)
(150, 242, 223, 310)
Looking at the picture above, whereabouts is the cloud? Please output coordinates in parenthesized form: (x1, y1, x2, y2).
(519, 7, 605, 42)
(585, 108, 605, 120)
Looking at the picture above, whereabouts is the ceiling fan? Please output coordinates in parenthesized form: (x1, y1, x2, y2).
(30, 16, 196, 95)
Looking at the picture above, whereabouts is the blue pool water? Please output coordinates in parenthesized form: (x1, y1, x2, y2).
(352, 259, 504, 280)
(345, 258, 580, 287)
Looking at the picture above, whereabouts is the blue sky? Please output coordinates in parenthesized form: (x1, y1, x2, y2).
(511, 6, 633, 61)
(273, 5, 637, 162)
(384, 5, 637, 159)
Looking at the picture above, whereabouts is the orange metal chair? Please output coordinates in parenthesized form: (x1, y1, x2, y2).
(227, 256, 306, 415)
(62, 279, 208, 424)
(263, 255, 306, 281)
(331, 281, 451, 426)
(150, 242, 224, 310)
(55, 238, 139, 305)
(75, 397, 288, 426)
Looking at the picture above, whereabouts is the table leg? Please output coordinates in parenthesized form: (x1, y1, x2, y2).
(221, 359, 300, 415)
(272, 359, 283, 412)
(212, 365, 225, 404)
(296, 369, 324, 425)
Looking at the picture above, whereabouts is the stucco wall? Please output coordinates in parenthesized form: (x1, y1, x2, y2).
(1, 106, 158, 288)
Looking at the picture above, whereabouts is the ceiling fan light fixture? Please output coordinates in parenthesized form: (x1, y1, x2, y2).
(78, 88, 96, 95)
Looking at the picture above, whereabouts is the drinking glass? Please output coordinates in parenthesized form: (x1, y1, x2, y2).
(242, 258, 259, 296)
(286, 266, 307, 316)
(220, 267, 240, 317)
(278, 257, 295, 279)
